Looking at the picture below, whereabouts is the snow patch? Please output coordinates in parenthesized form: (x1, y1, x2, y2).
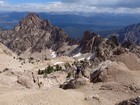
(86, 52, 96, 60)
(86, 55, 93, 60)
(75, 53, 95, 61)
(78, 57, 85, 61)
(73, 52, 81, 58)
(54, 62, 64, 65)
(50, 50, 57, 58)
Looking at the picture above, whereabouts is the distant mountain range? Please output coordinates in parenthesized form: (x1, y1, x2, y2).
(0, 12, 140, 39)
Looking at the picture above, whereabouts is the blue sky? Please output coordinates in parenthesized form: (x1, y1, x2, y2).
(0, 0, 140, 14)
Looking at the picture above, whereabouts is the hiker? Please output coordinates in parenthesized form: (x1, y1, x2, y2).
(75, 65, 82, 78)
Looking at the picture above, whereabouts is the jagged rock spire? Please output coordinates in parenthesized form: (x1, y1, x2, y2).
(15, 12, 52, 31)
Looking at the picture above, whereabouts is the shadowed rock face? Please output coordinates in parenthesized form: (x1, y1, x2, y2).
(0, 13, 78, 54)
(80, 31, 102, 53)
(118, 23, 140, 45)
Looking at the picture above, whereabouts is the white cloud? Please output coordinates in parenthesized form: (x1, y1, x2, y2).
(0, 0, 6, 5)
(62, 0, 140, 8)
(0, 1, 140, 14)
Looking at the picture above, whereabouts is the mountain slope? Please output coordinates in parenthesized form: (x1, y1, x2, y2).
(0, 43, 15, 56)
(0, 13, 78, 59)
(113, 23, 140, 45)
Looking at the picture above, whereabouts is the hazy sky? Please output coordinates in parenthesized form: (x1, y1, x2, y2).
(0, 0, 140, 14)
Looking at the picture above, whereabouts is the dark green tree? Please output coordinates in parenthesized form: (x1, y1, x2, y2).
(55, 65, 62, 71)
(46, 65, 54, 74)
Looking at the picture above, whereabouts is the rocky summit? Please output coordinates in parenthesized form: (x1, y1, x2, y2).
(0, 13, 78, 59)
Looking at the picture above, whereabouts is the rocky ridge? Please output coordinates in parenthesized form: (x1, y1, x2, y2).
(72, 31, 126, 62)
(72, 30, 140, 62)
(0, 13, 78, 59)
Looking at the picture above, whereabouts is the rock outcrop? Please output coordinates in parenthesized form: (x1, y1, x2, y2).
(72, 30, 140, 64)
(117, 96, 140, 105)
(78, 31, 126, 61)
(60, 77, 89, 89)
(90, 54, 140, 88)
